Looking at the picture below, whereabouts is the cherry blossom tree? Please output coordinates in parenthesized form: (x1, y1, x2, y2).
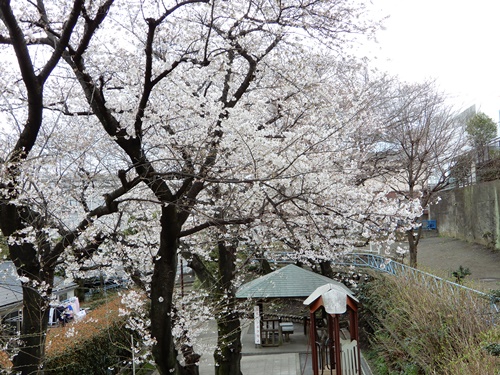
(0, 1, 420, 374)
(0, 104, 136, 374)
(92, 55, 420, 374)
(0, 91, 133, 374)
(0, 3, 140, 372)
(57, 2, 387, 374)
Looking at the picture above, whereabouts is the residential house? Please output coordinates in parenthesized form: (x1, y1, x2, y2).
(0, 262, 77, 332)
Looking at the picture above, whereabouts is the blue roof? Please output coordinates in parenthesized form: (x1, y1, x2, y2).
(236, 264, 353, 299)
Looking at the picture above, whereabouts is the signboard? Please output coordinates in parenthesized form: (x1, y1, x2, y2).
(254, 305, 261, 346)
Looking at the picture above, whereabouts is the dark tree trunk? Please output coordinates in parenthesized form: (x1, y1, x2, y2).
(214, 311, 242, 375)
(150, 205, 184, 375)
(13, 284, 50, 375)
(319, 261, 334, 279)
(407, 226, 422, 268)
(1, 204, 53, 375)
(214, 240, 242, 375)
(11, 255, 53, 375)
(259, 258, 273, 275)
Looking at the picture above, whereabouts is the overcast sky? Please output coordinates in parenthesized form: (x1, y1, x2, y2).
(363, 0, 500, 122)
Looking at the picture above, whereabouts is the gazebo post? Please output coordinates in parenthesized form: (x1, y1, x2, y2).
(310, 311, 319, 375)
(347, 297, 358, 340)
(333, 314, 341, 375)
(351, 308, 358, 341)
(347, 298, 362, 375)
(353, 308, 361, 375)
(327, 314, 335, 371)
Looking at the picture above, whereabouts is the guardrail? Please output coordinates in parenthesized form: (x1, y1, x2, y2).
(338, 253, 498, 323)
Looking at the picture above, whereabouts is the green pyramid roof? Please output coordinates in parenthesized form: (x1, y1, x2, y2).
(236, 264, 353, 299)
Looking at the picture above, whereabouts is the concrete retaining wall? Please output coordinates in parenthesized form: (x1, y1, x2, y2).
(432, 180, 500, 249)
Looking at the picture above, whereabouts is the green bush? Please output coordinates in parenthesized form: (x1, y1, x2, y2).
(451, 265, 471, 284)
(44, 295, 136, 374)
(44, 321, 131, 374)
(360, 272, 499, 374)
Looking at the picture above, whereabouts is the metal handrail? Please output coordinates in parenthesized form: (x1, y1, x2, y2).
(338, 253, 499, 319)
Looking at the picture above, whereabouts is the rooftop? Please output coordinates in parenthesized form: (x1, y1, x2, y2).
(236, 264, 354, 299)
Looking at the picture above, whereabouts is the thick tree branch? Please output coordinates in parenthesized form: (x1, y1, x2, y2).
(73, 0, 115, 63)
(180, 249, 217, 289)
(179, 217, 253, 238)
(0, 2, 42, 161)
(49, 175, 142, 268)
(38, 0, 84, 83)
(0, 3, 37, 91)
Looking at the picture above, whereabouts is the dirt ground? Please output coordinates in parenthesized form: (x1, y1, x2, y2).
(408, 234, 500, 291)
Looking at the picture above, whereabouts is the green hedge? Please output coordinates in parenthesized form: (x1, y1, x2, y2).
(44, 321, 132, 374)
(43, 295, 137, 374)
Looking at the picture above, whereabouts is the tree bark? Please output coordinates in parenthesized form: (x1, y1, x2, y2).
(0, 204, 52, 375)
(214, 311, 242, 375)
(214, 240, 242, 375)
(10, 256, 53, 375)
(150, 205, 183, 375)
(319, 261, 334, 279)
(407, 226, 422, 268)
(259, 258, 273, 275)
(13, 284, 50, 375)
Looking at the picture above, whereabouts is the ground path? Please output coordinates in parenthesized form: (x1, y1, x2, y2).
(416, 235, 500, 290)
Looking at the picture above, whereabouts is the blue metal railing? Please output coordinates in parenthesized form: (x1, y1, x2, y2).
(338, 253, 498, 322)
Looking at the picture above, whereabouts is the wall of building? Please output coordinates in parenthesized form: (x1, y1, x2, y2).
(432, 180, 500, 249)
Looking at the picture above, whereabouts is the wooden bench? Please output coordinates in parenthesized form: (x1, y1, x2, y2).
(263, 313, 309, 335)
(280, 322, 294, 342)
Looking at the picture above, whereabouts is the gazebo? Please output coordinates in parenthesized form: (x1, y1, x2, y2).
(236, 264, 357, 350)
(304, 283, 361, 375)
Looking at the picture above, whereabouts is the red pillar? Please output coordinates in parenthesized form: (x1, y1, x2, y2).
(310, 311, 319, 375)
(327, 314, 335, 371)
(354, 309, 361, 375)
(333, 315, 341, 375)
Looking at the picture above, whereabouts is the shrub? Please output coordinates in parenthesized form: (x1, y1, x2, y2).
(451, 265, 471, 284)
(44, 295, 134, 374)
(360, 272, 499, 374)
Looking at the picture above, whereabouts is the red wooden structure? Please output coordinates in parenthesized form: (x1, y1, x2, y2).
(304, 284, 361, 375)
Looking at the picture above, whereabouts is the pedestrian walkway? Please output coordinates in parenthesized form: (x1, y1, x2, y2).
(417, 236, 500, 288)
(241, 353, 301, 375)
(196, 319, 372, 375)
(196, 319, 310, 374)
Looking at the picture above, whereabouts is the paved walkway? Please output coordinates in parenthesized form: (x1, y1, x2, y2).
(196, 319, 312, 374)
(151, 322, 307, 375)
(417, 235, 500, 288)
(195, 319, 372, 375)
(241, 353, 301, 375)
